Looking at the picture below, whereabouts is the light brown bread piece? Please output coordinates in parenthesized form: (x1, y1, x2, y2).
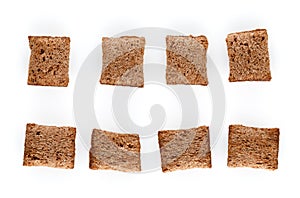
(226, 29, 271, 82)
(100, 36, 145, 87)
(166, 35, 208, 85)
(158, 126, 211, 172)
(23, 123, 76, 169)
(27, 36, 70, 87)
(228, 125, 279, 170)
(89, 129, 141, 172)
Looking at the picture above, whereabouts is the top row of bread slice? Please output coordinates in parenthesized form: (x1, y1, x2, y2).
(27, 29, 271, 87)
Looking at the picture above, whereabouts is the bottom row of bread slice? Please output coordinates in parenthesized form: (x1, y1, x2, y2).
(23, 123, 279, 172)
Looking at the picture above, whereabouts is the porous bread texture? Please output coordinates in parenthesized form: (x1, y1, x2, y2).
(226, 29, 271, 82)
(158, 126, 211, 172)
(100, 36, 145, 87)
(227, 124, 279, 170)
(23, 123, 76, 169)
(89, 129, 141, 172)
(27, 36, 70, 87)
(166, 35, 208, 85)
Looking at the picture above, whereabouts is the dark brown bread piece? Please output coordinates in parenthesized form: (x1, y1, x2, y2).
(166, 35, 208, 85)
(228, 125, 279, 170)
(100, 36, 145, 87)
(89, 129, 141, 172)
(226, 29, 271, 82)
(23, 123, 76, 169)
(27, 36, 70, 87)
(158, 126, 211, 172)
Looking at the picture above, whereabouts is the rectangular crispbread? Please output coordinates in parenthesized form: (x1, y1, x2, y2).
(226, 29, 271, 82)
(158, 126, 211, 172)
(27, 36, 70, 87)
(23, 123, 76, 169)
(100, 36, 145, 87)
(166, 35, 208, 85)
(89, 129, 141, 172)
(228, 124, 279, 170)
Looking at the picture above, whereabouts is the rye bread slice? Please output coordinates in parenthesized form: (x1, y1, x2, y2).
(228, 125, 279, 170)
(23, 123, 76, 169)
(158, 126, 211, 172)
(226, 29, 271, 82)
(100, 36, 145, 87)
(89, 129, 141, 172)
(166, 35, 208, 85)
(27, 36, 70, 87)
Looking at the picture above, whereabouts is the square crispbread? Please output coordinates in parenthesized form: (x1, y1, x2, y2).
(89, 129, 141, 172)
(100, 36, 145, 87)
(226, 29, 271, 82)
(166, 35, 208, 85)
(228, 125, 279, 170)
(23, 123, 76, 169)
(158, 126, 211, 172)
(27, 36, 70, 87)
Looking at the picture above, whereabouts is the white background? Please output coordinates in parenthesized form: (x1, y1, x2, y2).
(0, 0, 299, 197)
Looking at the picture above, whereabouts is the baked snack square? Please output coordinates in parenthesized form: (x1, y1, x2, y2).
(89, 129, 141, 172)
(158, 126, 211, 172)
(227, 125, 279, 170)
(100, 36, 145, 87)
(27, 36, 70, 87)
(166, 35, 208, 85)
(226, 29, 271, 82)
(23, 123, 76, 169)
